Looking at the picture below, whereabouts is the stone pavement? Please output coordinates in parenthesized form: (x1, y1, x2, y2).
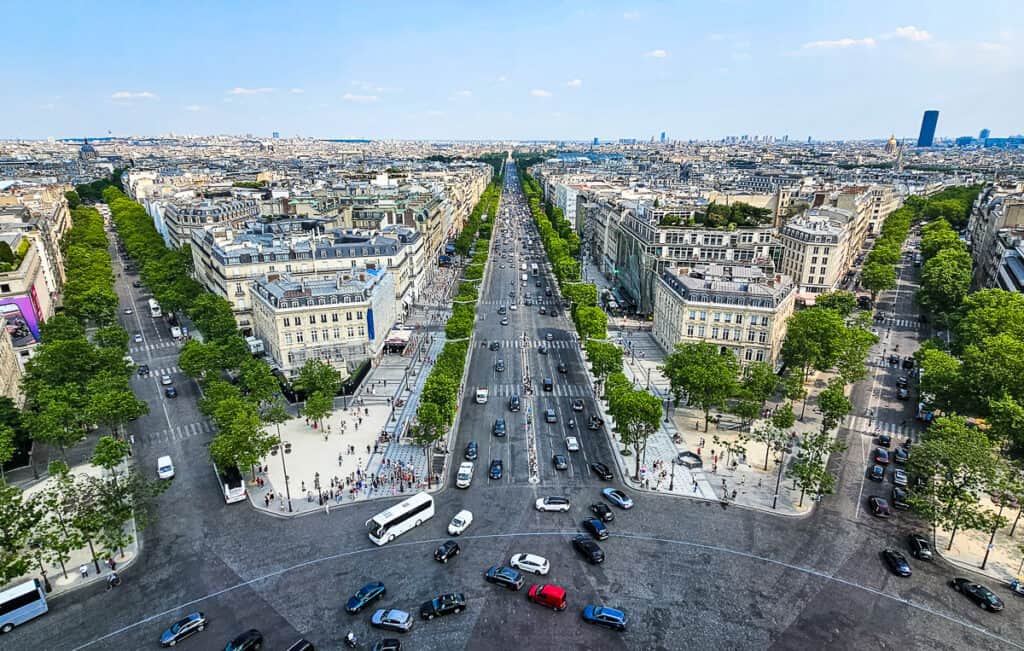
(6, 458, 139, 596)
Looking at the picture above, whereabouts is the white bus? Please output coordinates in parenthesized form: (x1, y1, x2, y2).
(531, 263, 539, 276)
(0, 579, 48, 633)
(366, 491, 435, 545)
(148, 298, 162, 318)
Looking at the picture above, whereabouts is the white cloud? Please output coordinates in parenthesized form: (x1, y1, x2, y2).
(342, 93, 379, 103)
(530, 89, 552, 97)
(289, 88, 305, 94)
(802, 37, 876, 50)
(111, 91, 158, 100)
(707, 33, 725, 42)
(229, 87, 275, 95)
(185, 104, 202, 112)
(623, 10, 640, 20)
(496, 75, 508, 82)
(887, 26, 932, 42)
(566, 79, 583, 88)
(645, 49, 668, 58)
(454, 89, 473, 97)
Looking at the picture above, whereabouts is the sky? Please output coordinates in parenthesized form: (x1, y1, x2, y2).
(3, 1, 1022, 141)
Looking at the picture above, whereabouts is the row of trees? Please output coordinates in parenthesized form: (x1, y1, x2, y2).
(916, 207, 975, 322)
(858, 200, 911, 301)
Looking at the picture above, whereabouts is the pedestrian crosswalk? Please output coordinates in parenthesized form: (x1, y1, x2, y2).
(486, 339, 576, 350)
(487, 383, 591, 398)
(845, 415, 915, 439)
(129, 340, 180, 355)
(136, 365, 183, 378)
(146, 421, 215, 443)
(874, 317, 921, 330)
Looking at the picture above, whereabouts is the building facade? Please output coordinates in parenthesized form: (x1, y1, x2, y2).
(778, 208, 857, 296)
(917, 110, 939, 147)
(250, 270, 396, 379)
(163, 198, 260, 248)
(652, 264, 796, 367)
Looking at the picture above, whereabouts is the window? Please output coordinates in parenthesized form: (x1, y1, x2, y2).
(311, 331, 319, 343)
(713, 312, 721, 322)
(747, 331, 756, 342)
(711, 327, 720, 339)
(686, 325, 694, 336)
(332, 313, 339, 322)
(322, 329, 329, 340)
(320, 314, 328, 323)
(348, 327, 355, 337)
(358, 326, 365, 336)
(759, 332, 768, 343)
(735, 315, 743, 324)
(296, 331, 304, 343)
(283, 317, 290, 327)
(357, 311, 363, 320)
(755, 350, 765, 361)
(689, 310, 696, 320)
(724, 313, 732, 323)
(346, 312, 353, 321)
(699, 311, 707, 321)
(698, 325, 705, 337)
(294, 316, 302, 326)
(745, 349, 753, 361)
(333, 328, 341, 339)
(308, 313, 316, 323)
(285, 333, 293, 345)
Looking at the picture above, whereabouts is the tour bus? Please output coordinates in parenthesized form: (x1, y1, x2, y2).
(0, 579, 48, 633)
(366, 492, 435, 545)
(148, 298, 162, 318)
(531, 263, 539, 277)
(215, 463, 247, 503)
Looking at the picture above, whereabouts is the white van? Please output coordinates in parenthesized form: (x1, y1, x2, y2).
(476, 388, 489, 404)
(157, 455, 175, 479)
(456, 462, 474, 488)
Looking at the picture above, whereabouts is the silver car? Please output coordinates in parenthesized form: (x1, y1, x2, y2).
(371, 609, 413, 632)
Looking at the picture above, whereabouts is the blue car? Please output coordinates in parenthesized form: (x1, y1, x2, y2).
(581, 605, 628, 631)
(601, 487, 633, 509)
(489, 459, 503, 480)
(346, 581, 386, 613)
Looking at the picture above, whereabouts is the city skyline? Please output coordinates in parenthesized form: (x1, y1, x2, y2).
(3, 1, 1022, 140)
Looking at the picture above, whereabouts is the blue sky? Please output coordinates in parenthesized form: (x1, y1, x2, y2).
(4, 1, 1021, 141)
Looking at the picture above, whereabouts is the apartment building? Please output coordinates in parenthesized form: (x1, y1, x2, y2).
(163, 197, 260, 248)
(652, 263, 796, 367)
(966, 184, 1024, 290)
(251, 270, 396, 379)
(191, 218, 421, 335)
(778, 208, 858, 296)
(0, 317, 23, 405)
(833, 184, 901, 237)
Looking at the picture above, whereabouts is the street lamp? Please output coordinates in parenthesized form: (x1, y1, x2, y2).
(669, 457, 676, 491)
(771, 439, 793, 510)
(276, 428, 293, 512)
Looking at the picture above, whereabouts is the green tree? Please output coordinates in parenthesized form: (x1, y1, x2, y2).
(178, 340, 223, 382)
(834, 327, 878, 385)
(0, 425, 15, 481)
(301, 391, 333, 430)
(574, 306, 607, 341)
(209, 399, 275, 475)
(815, 290, 857, 316)
(951, 289, 1024, 352)
(86, 374, 149, 439)
(238, 358, 280, 406)
(39, 315, 85, 343)
(199, 380, 243, 419)
(412, 402, 446, 447)
(740, 361, 778, 408)
(859, 262, 896, 301)
(608, 387, 662, 479)
(917, 247, 972, 317)
(781, 307, 848, 417)
(662, 342, 739, 432)
(771, 402, 796, 431)
(0, 482, 42, 583)
(960, 334, 1024, 414)
(751, 421, 790, 470)
(33, 465, 82, 579)
(906, 415, 999, 550)
(93, 325, 129, 351)
(25, 387, 87, 459)
(817, 378, 852, 434)
(296, 359, 342, 398)
(787, 431, 846, 507)
(915, 346, 964, 413)
(987, 394, 1024, 452)
(920, 221, 965, 261)
(585, 340, 623, 382)
(91, 436, 130, 485)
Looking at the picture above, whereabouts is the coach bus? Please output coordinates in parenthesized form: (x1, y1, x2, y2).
(531, 263, 539, 276)
(366, 492, 435, 545)
(0, 579, 48, 633)
(148, 298, 162, 318)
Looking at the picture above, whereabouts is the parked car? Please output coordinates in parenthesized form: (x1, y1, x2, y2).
(907, 533, 933, 560)
(602, 488, 633, 509)
(370, 609, 414, 632)
(590, 462, 613, 481)
(891, 487, 910, 510)
(448, 510, 473, 535)
(894, 447, 909, 465)
(552, 454, 568, 470)
(893, 469, 909, 487)
(581, 605, 627, 631)
(572, 535, 605, 564)
(896, 376, 909, 388)
(868, 465, 884, 482)
(419, 593, 466, 620)
(224, 629, 264, 651)
(582, 518, 609, 541)
(484, 565, 525, 591)
(159, 612, 208, 647)
(874, 448, 890, 465)
(881, 549, 912, 577)
(590, 503, 614, 522)
(877, 434, 892, 448)
(346, 581, 387, 614)
(868, 496, 891, 518)
(434, 540, 460, 563)
(527, 584, 567, 611)
(950, 578, 1004, 612)
(897, 388, 910, 400)
(510, 553, 550, 575)
(536, 496, 571, 512)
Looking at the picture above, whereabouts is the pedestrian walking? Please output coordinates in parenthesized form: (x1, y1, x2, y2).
(264, 494, 270, 507)
(80, 564, 89, 580)
(692, 480, 698, 492)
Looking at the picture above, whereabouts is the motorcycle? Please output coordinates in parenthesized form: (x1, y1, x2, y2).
(345, 631, 360, 648)
(567, 418, 575, 429)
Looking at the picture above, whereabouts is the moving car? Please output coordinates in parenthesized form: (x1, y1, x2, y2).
(157, 455, 175, 480)
(224, 629, 264, 651)
(346, 581, 387, 613)
(489, 459, 503, 480)
(484, 566, 525, 591)
(137, 363, 150, 376)
(590, 462, 613, 481)
(590, 503, 614, 522)
(133, 333, 143, 343)
(510, 553, 550, 575)
(565, 436, 580, 452)
(495, 360, 505, 372)
(527, 584, 567, 611)
(371, 609, 414, 632)
(557, 362, 568, 374)
(419, 593, 466, 620)
(159, 612, 207, 647)
(509, 395, 520, 412)
(543, 377, 553, 391)
(572, 399, 584, 411)
(165, 386, 178, 398)
(490, 340, 500, 350)
(539, 344, 548, 355)
(868, 496, 891, 518)
(546, 333, 553, 341)
(161, 374, 173, 386)
(602, 488, 633, 509)
(881, 549, 912, 577)
(545, 409, 557, 424)
(448, 510, 473, 535)
(433, 540, 460, 563)
(896, 376, 909, 388)
(581, 605, 627, 631)
(572, 535, 605, 564)
(950, 578, 1004, 611)
(581, 518, 609, 541)
(455, 462, 474, 489)
(552, 454, 568, 470)
(535, 496, 571, 512)
(897, 388, 910, 400)
(464, 441, 478, 461)
(877, 434, 892, 448)
(493, 418, 507, 436)
(907, 533, 933, 560)
(124, 307, 133, 315)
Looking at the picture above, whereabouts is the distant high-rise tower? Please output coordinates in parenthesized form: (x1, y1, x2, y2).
(917, 110, 939, 147)
(660, 131, 666, 143)
(592, 137, 599, 146)
(272, 131, 280, 139)
(979, 128, 991, 140)
(885, 134, 898, 155)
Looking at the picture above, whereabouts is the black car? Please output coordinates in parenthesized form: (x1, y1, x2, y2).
(590, 462, 613, 481)
(881, 549, 912, 577)
(372, 640, 401, 651)
(582, 517, 609, 541)
(225, 629, 264, 651)
(868, 465, 884, 482)
(484, 565, 525, 590)
(160, 612, 208, 647)
(907, 533, 933, 560)
(493, 418, 507, 436)
(572, 535, 605, 564)
(434, 540, 461, 563)
(557, 362, 568, 374)
(590, 502, 614, 522)
(132, 280, 142, 288)
(552, 454, 568, 470)
(902, 356, 916, 370)
(894, 446, 909, 465)
(489, 459, 503, 480)
(508, 395, 521, 412)
(950, 578, 1004, 611)
(346, 581, 387, 613)
(878, 434, 892, 448)
(464, 441, 478, 461)
(874, 448, 890, 465)
(572, 399, 584, 411)
(489, 340, 500, 350)
(420, 593, 466, 620)
(891, 487, 910, 510)
(137, 364, 150, 376)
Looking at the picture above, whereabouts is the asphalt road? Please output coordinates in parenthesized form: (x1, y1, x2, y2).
(11, 185, 1024, 650)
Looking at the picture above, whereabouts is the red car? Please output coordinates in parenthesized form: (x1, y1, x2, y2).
(527, 584, 567, 611)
